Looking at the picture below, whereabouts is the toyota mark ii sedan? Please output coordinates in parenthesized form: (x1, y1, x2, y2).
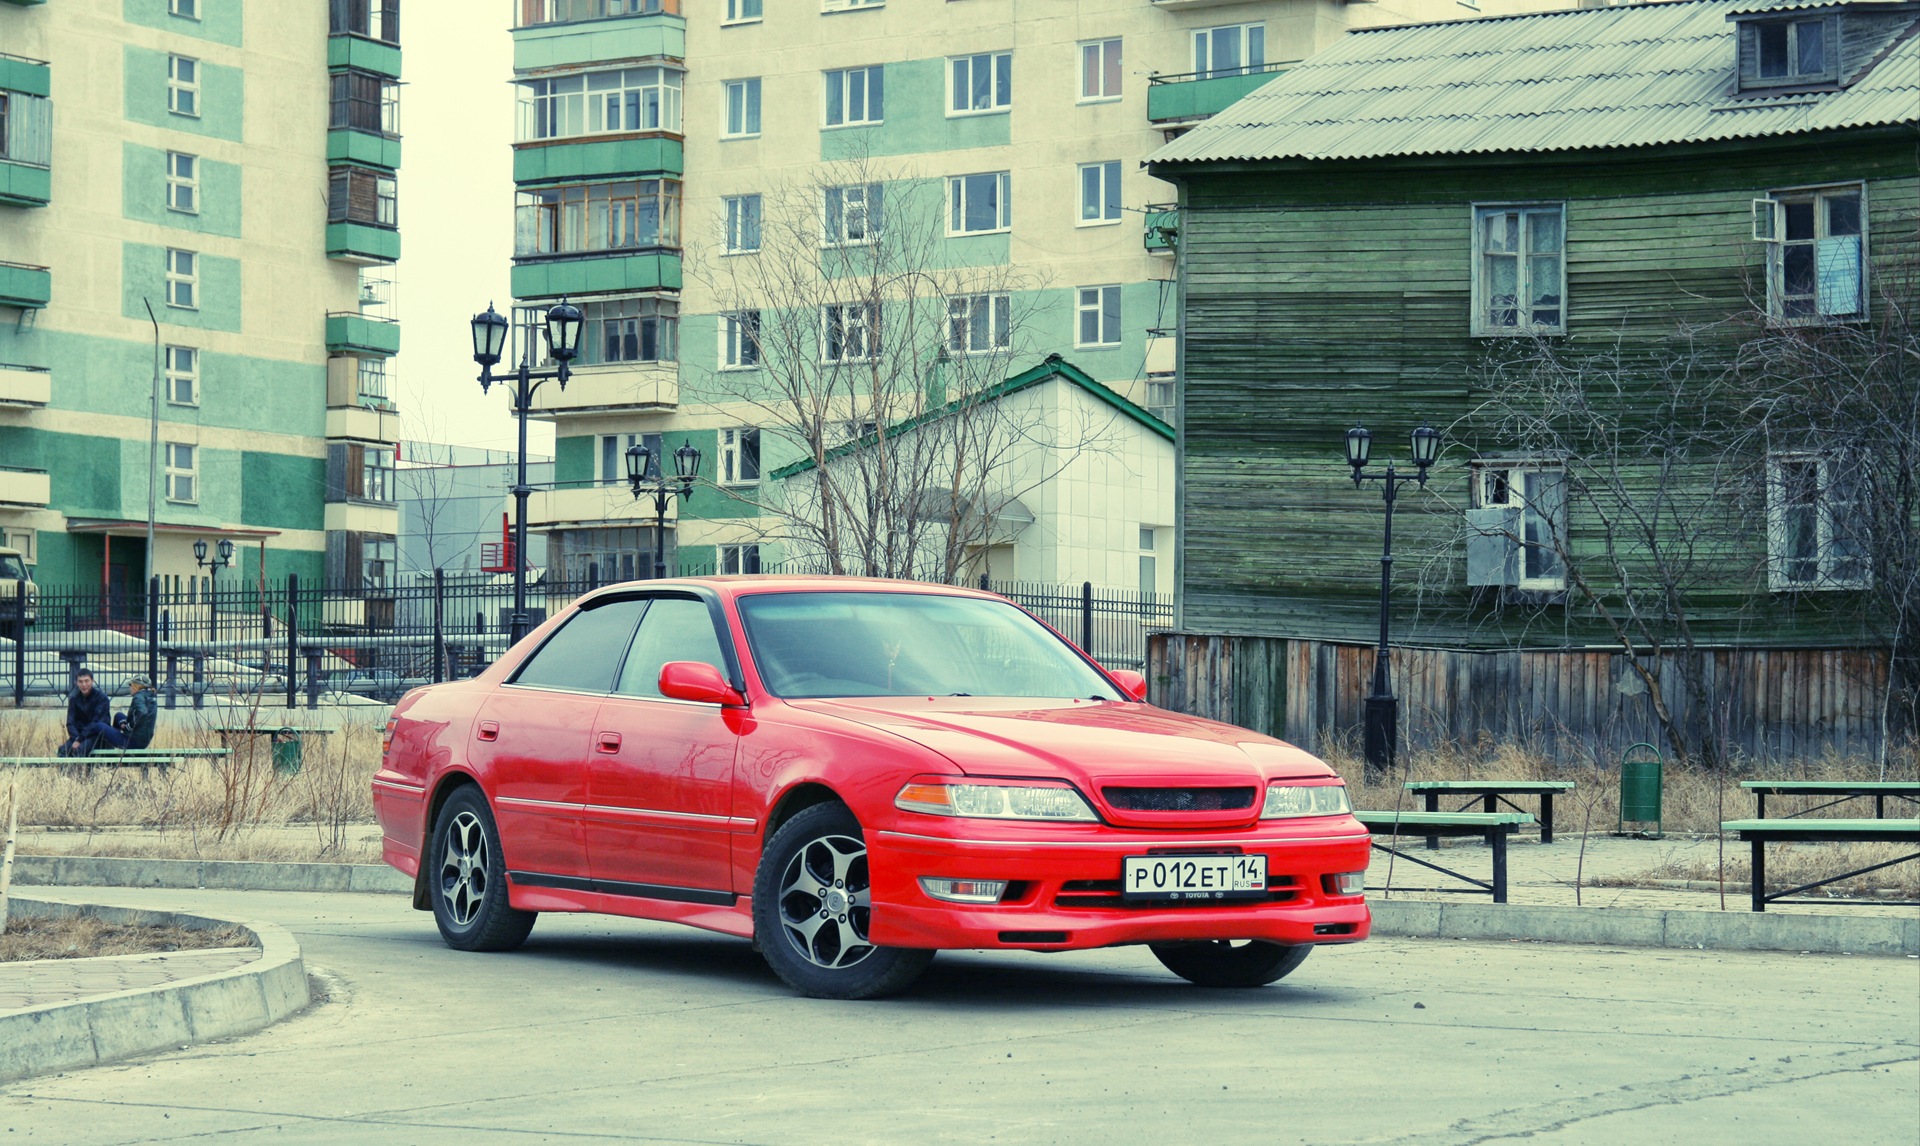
(373, 577, 1370, 998)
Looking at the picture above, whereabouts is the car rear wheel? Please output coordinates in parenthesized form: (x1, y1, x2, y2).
(430, 785, 537, 952)
(1149, 940, 1310, 988)
(753, 802, 934, 999)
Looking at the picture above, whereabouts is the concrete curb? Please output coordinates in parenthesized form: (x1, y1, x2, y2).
(12, 855, 411, 895)
(0, 897, 310, 1084)
(1371, 900, 1920, 956)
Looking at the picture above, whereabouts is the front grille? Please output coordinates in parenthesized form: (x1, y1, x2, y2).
(1102, 786, 1256, 812)
(1054, 874, 1299, 910)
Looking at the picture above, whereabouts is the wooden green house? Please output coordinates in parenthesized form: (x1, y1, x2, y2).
(1145, 0, 1920, 761)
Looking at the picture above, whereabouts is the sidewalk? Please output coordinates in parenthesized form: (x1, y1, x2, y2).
(0, 946, 259, 1011)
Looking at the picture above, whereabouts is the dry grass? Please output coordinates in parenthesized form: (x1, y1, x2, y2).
(1589, 843, 1920, 898)
(0, 914, 253, 962)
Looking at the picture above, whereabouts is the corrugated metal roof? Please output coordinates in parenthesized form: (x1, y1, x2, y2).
(1148, 0, 1920, 167)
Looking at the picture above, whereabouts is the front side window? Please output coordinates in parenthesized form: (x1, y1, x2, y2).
(721, 428, 761, 486)
(167, 152, 198, 214)
(1081, 39, 1122, 102)
(514, 179, 682, 255)
(724, 194, 762, 253)
(613, 596, 730, 698)
(947, 293, 1011, 355)
(948, 171, 1010, 235)
(168, 55, 199, 117)
(1768, 453, 1868, 590)
(824, 182, 884, 245)
(1076, 284, 1120, 347)
(165, 248, 198, 309)
(512, 596, 649, 693)
(1193, 24, 1263, 79)
(1759, 185, 1864, 323)
(1078, 160, 1122, 225)
(1473, 204, 1564, 335)
(724, 78, 762, 138)
(1472, 463, 1567, 590)
(949, 51, 1011, 115)
(822, 302, 879, 364)
(516, 66, 683, 142)
(165, 442, 197, 503)
(723, 310, 762, 369)
(824, 66, 884, 128)
(165, 346, 198, 405)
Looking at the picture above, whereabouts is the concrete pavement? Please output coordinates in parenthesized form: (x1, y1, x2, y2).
(1, 886, 1914, 1145)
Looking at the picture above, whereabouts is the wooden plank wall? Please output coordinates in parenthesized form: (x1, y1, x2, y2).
(1149, 632, 1892, 762)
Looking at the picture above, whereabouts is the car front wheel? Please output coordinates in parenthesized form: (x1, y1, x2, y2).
(429, 785, 537, 952)
(752, 802, 933, 999)
(1149, 940, 1310, 988)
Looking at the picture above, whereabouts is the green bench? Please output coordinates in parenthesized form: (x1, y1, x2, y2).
(1740, 780, 1920, 822)
(1721, 818, 1920, 912)
(0, 747, 233, 777)
(1405, 780, 1577, 846)
(1354, 810, 1535, 904)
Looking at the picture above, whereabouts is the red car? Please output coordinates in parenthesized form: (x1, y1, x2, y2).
(373, 578, 1370, 998)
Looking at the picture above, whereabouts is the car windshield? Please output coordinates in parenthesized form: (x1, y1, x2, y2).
(0, 556, 26, 580)
(737, 591, 1116, 700)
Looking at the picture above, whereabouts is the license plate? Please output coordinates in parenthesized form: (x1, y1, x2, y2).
(1121, 854, 1267, 901)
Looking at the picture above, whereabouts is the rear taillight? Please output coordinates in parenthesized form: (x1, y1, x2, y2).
(381, 717, 396, 758)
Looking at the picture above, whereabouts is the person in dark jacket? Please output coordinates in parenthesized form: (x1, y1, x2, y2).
(90, 677, 158, 751)
(59, 669, 111, 756)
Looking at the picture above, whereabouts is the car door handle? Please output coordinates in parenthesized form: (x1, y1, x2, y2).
(596, 732, 622, 754)
(477, 721, 499, 742)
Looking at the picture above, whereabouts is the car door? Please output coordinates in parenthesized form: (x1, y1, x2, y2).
(585, 593, 743, 900)
(470, 596, 646, 886)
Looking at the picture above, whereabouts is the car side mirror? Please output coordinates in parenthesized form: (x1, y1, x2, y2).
(658, 661, 746, 706)
(1107, 669, 1149, 702)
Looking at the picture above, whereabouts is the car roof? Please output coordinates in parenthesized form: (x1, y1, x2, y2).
(574, 575, 1001, 607)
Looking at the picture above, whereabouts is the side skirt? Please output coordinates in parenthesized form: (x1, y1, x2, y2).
(506, 870, 755, 940)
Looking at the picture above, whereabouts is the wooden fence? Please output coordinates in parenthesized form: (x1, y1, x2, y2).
(1147, 633, 1895, 763)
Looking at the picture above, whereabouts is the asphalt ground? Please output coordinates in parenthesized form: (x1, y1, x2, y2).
(1, 888, 1915, 1145)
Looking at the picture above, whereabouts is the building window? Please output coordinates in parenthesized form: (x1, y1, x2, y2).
(1139, 527, 1157, 597)
(723, 78, 762, 138)
(1767, 453, 1868, 590)
(165, 443, 197, 503)
(725, 0, 762, 23)
(1145, 374, 1175, 426)
(823, 182, 883, 246)
(1193, 24, 1263, 79)
(823, 0, 884, 11)
(168, 55, 199, 117)
(584, 296, 677, 364)
(948, 51, 1011, 115)
(330, 167, 401, 229)
(0, 91, 53, 168)
(331, 0, 401, 45)
(1080, 39, 1122, 102)
(1076, 285, 1121, 347)
(722, 310, 762, 369)
(332, 70, 402, 135)
(514, 180, 681, 256)
(165, 346, 198, 406)
(720, 428, 761, 487)
(515, 66, 682, 142)
(948, 171, 1010, 235)
(1468, 462, 1567, 591)
(170, 0, 199, 20)
(1756, 185, 1864, 324)
(824, 66, 884, 127)
(1472, 204, 1564, 335)
(165, 248, 198, 309)
(2, 528, 34, 565)
(1745, 18, 1832, 87)
(947, 293, 1010, 355)
(357, 358, 390, 406)
(724, 194, 762, 253)
(1078, 160, 1122, 226)
(720, 543, 762, 574)
(822, 302, 879, 364)
(363, 448, 395, 504)
(601, 433, 662, 484)
(166, 152, 199, 214)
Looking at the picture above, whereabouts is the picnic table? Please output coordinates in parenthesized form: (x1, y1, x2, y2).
(212, 726, 334, 773)
(1721, 818, 1920, 912)
(0, 747, 232, 778)
(1741, 780, 1920, 822)
(1404, 780, 1576, 846)
(1353, 810, 1534, 904)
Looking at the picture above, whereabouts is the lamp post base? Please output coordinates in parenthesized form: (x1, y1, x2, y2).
(1363, 694, 1398, 780)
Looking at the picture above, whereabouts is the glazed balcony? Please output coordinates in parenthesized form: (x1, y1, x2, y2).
(513, 0, 684, 72)
(1146, 63, 1287, 124)
(329, 0, 401, 78)
(0, 56, 51, 206)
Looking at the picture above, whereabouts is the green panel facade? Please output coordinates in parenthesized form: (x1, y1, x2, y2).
(818, 58, 1008, 160)
(325, 222, 401, 263)
(327, 34, 401, 80)
(511, 252, 681, 299)
(121, 143, 242, 237)
(513, 137, 682, 185)
(512, 15, 684, 72)
(122, 0, 244, 47)
(120, 242, 242, 333)
(123, 45, 244, 143)
(240, 451, 325, 531)
(553, 434, 594, 485)
(326, 129, 402, 171)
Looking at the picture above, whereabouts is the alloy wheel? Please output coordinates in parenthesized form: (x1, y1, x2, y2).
(439, 809, 490, 928)
(776, 833, 873, 969)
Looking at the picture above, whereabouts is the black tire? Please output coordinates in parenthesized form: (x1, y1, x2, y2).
(1149, 940, 1310, 988)
(429, 785, 537, 952)
(752, 802, 933, 999)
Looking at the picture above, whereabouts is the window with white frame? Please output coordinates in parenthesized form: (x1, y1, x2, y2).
(1076, 285, 1121, 347)
(947, 293, 1010, 354)
(823, 182, 883, 245)
(170, 0, 199, 17)
(1469, 461, 1567, 590)
(1138, 527, 1157, 597)
(165, 443, 197, 503)
(166, 152, 199, 214)
(722, 310, 762, 369)
(1193, 24, 1263, 79)
(1081, 39, 1122, 102)
(164, 346, 198, 406)
(823, 0, 884, 11)
(720, 428, 761, 486)
(357, 358, 390, 407)
(586, 297, 677, 364)
(168, 55, 199, 117)
(1145, 374, 1176, 426)
(948, 171, 1009, 235)
(723, 78, 762, 138)
(1473, 204, 1564, 335)
(1079, 160, 1122, 226)
(720, 543, 761, 574)
(822, 302, 879, 363)
(824, 66, 884, 127)
(724, 194, 761, 253)
(2, 528, 34, 565)
(165, 248, 198, 309)
(1755, 185, 1865, 324)
(1767, 452, 1868, 590)
(948, 51, 1011, 115)
(600, 432, 662, 485)
(725, 0, 762, 23)
(516, 67, 683, 143)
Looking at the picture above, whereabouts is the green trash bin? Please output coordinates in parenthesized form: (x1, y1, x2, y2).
(270, 728, 303, 775)
(1616, 741, 1663, 838)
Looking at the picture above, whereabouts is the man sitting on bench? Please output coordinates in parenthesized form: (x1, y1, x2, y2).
(58, 669, 112, 757)
(64, 675, 157, 754)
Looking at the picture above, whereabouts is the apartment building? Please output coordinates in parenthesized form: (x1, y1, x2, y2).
(0, 0, 403, 592)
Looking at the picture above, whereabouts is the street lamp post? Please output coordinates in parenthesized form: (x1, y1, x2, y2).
(1344, 422, 1441, 779)
(625, 440, 702, 579)
(194, 537, 234, 645)
(471, 298, 583, 645)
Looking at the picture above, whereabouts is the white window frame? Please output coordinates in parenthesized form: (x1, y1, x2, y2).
(1471, 203, 1566, 336)
(1192, 24, 1264, 80)
(165, 248, 198, 310)
(1755, 183, 1867, 325)
(1472, 461, 1568, 591)
(169, 0, 199, 18)
(1075, 284, 1121, 348)
(822, 182, 882, 247)
(165, 442, 198, 504)
(721, 310, 762, 370)
(947, 171, 1010, 236)
(1079, 39, 1122, 103)
(720, 543, 761, 575)
(821, 302, 880, 364)
(823, 65, 884, 128)
(168, 55, 200, 118)
(1139, 526, 1158, 597)
(724, 0, 763, 24)
(947, 51, 1011, 117)
(822, 0, 884, 11)
(720, 427, 761, 487)
(2, 528, 35, 565)
(166, 151, 199, 214)
(1766, 452, 1870, 591)
(947, 292, 1011, 355)
(164, 345, 198, 406)
(1145, 374, 1176, 426)
(722, 78, 762, 139)
(723, 194, 762, 254)
(599, 433, 661, 485)
(1078, 160, 1123, 227)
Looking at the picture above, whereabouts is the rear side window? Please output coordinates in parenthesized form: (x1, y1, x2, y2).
(614, 596, 728, 698)
(511, 597, 648, 693)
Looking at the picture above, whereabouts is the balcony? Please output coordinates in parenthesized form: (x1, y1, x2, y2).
(326, 311, 401, 357)
(1144, 203, 1177, 254)
(328, 0, 401, 78)
(1147, 63, 1287, 125)
(0, 466, 49, 508)
(511, 251, 679, 299)
(327, 129, 402, 171)
(0, 260, 50, 309)
(1150, 0, 1256, 8)
(324, 503, 399, 534)
(326, 404, 400, 445)
(0, 59, 51, 207)
(514, 137, 682, 185)
(522, 361, 675, 418)
(529, 482, 679, 532)
(326, 222, 401, 265)
(514, 1, 684, 72)
(0, 363, 49, 408)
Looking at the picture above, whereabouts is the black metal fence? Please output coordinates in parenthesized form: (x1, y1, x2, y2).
(3, 573, 1171, 708)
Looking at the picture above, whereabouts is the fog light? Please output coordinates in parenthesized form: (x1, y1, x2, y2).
(919, 877, 1009, 904)
(1323, 871, 1366, 896)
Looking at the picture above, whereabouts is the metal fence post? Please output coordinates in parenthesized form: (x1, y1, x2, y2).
(979, 573, 989, 591)
(1081, 581, 1094, 653)
(11, 577, 24, 708)
(147, 575, 160, 688)
(432, 568, 446, 684)
(284, 573, 299, 710)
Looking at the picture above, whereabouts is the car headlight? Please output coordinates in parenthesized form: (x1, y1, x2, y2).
(1261, 783, 1351, 819)
(896, 782, 1098, 822)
